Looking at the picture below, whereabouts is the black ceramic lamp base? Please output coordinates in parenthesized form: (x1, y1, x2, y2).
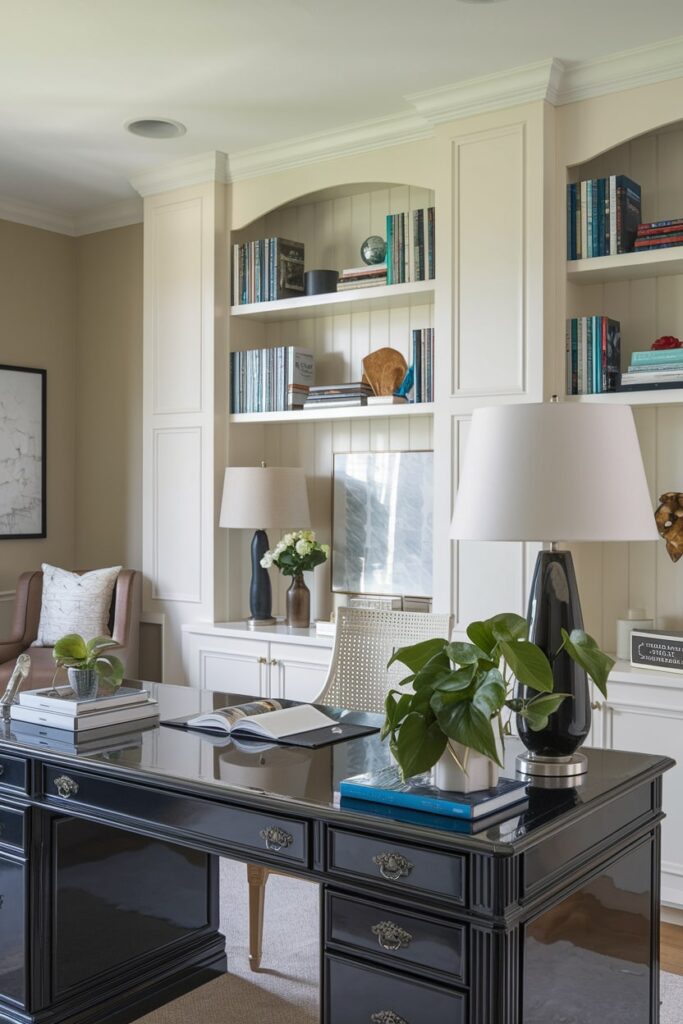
(248, 529, 275, 628)
(516, 548, 591, 778)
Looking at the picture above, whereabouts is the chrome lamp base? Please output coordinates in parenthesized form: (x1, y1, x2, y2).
(247, 616, 276, 629)
(515, 751, 588, 778)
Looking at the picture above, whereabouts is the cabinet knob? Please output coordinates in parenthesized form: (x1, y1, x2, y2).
(371, 920, 412, 951)
(370, 1012, 408, 1024)
(54, 775, 79, 800)
(260, 825, 293, 853)
(257, 657, 267, 665)
(372, 852, 414, 881)
(269, 658, 278, 666)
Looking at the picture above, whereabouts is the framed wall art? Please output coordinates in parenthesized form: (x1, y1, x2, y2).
(0, 364, 46, 539)
(332, 450, 433, 598)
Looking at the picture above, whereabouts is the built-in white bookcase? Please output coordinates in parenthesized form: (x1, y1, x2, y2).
(227, 182, 435, 622)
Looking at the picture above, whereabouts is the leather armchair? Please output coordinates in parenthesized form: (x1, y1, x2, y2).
(0, 569, 142, 691)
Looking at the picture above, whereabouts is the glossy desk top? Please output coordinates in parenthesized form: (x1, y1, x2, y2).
(0, 681, 674, 853)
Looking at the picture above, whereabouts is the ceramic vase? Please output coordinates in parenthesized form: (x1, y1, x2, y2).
(434, 740, 500, 794)
(286, 574, 311, 629)
(67, 667, 99, 701)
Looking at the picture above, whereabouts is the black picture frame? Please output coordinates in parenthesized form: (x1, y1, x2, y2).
(0, 364, 47, 539)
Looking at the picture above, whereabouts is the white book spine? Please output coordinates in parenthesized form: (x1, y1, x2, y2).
(580, 180, 588, 259)
(609, 176, 617, 256)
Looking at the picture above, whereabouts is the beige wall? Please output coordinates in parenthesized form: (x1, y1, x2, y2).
(74, 224, 143, 570)
(0, 220, 77, 594)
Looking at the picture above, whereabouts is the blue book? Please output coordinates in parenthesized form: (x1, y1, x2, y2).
(632, 348, 683, 365)
(339, 765, 528, 820)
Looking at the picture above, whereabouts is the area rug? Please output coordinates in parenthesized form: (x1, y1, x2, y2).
(135, 858, 682, 1023)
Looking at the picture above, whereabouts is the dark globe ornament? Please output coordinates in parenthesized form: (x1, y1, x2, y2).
(360, 235, 387, 266)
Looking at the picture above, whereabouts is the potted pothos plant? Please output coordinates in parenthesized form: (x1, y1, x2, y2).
(52, 634, 125, 701)
(381, 612, 613, 792)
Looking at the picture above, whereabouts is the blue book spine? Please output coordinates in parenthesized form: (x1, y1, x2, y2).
(567, 184, 576, 260)
(339, 779, 475, 819)
(632, 348, 683, 365)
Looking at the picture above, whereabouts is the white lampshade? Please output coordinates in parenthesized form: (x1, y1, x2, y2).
(219, 466, 311, 530)
(450, 403, 658, 543)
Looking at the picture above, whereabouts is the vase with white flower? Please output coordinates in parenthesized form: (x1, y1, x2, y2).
(260, 530, 330, 628)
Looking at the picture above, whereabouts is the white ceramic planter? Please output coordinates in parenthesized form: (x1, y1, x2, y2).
(434, 740, 500, 793)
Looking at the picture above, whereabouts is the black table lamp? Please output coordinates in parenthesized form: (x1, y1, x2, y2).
(450, 401, 657, 777)
(219, 463, 311, 627)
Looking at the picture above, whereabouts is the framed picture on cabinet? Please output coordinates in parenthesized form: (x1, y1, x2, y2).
(0, 364, 47, 539)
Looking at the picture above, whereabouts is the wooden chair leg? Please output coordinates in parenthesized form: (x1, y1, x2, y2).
(247, 863, 270, 971)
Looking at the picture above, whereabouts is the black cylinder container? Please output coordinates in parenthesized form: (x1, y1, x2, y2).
(304, 270, 338, 295)
(516, 550, 591, 757)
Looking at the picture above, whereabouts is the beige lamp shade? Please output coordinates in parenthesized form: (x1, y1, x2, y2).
(219, 466, 311, 530)
(450, 403, 658, 543)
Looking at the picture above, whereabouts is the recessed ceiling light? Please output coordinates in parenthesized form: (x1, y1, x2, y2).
(125, 118, 186, 140)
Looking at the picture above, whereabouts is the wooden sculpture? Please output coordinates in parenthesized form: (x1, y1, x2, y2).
(655, 492, 683, 562)
(362, 347, 408, 396)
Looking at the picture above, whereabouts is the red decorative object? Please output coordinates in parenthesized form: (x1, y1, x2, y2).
(651, 335, 682, 350)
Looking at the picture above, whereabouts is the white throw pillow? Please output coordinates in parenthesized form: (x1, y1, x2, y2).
(33, 564, 122, 647)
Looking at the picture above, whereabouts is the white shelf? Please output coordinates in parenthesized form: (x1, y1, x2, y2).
(608, 658, 683, 691)
(230, 402, 435, 424)
(230, 280, 435, 322)
(565, 390, 683, 407)
(181, 620, 334, 648)
(567, 248, 683, 285)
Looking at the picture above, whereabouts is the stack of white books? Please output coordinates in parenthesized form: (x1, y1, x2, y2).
(11, 685, 159, 734)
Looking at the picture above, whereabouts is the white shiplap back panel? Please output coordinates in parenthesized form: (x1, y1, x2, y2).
(568, 124, 683, 649)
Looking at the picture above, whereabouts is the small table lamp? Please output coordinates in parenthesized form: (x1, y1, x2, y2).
(219, 464, 311, 627)
(450, 401, 658, 777)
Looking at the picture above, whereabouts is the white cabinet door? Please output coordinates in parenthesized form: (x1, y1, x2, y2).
(185, 633, 269, 696)
(270, 642, 332, 703)
(598, 684, 683, 910)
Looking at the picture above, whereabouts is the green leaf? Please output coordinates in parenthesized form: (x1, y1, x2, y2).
(444, 641, 489, 666)
(489, 613, 529, 643)
(466, 620, 497, 658)
(520, 693, 569, 731)
(395, 713, 448, 780)
(53, 633, 88, 664)
(432, 665, 476, 693)
(498, 639, 554, 693)
(94, 655, 124, 688)
(388, 638, 448, 673)
(472, 668, 506, 718)
(86, 636, 118, 658)
(434, 701, 502, 766)
(561, 628, 614, 699)
(410, 658, 453, 692)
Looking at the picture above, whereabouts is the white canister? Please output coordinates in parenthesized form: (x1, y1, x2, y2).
(616, 609, 654, 660)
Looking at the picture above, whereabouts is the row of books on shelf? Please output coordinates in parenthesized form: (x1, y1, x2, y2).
(386, 207, 435, 284)
(633, 217, 683, 252)
(337, 264, 387, 290)
(230, 346, 314, 413)
(412, 327, 434, 403)
(620, 346, 683, 392)
(303, 382, 374, 409)
(565, 316, 621, 395)
(566, 175, 641, 260)
(233, 237, 305, 305)
(11, 685, 159, 735)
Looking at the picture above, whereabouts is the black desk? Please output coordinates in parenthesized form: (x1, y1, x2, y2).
(0, 683, 673, 1024)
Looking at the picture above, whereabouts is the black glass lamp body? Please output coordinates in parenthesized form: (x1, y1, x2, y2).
(516, 549, 591, 757)
(249, 529, 275, 626)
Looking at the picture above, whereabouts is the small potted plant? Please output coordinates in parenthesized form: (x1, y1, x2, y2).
(260, 530, 330, 628)
(52, 634, 125, 700)
(382, 612, 613, 791)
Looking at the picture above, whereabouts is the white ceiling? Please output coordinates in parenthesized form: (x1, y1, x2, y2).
(2, 0, 683, 216)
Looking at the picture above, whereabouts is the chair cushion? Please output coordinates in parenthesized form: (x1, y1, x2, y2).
(32, 564, 122, 646)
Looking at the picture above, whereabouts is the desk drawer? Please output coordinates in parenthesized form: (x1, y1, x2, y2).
(0, 754, 27, 795)
(325, 891, 466, 986)
(0, 804, 26, 854)
(325, 954, 466, 1024)
(42, 765, 308, 866)
(327, 828, 466, 905)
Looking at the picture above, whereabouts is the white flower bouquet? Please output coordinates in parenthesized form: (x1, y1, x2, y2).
(260, 530, 330, 577)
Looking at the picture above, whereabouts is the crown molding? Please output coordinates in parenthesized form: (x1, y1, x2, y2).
(557, 35, 683, 105)
(74, 198, 143, 236)
(0, 195, 77, 236)
(226, 111, 432, 183)
(129, 151, 228, 197)
(406, 58, 564, 124)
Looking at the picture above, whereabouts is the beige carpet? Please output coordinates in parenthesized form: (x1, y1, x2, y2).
(135, 858, 683, 1023)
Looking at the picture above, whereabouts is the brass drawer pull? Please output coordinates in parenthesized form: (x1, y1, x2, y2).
(260, 825, 293, 852)
(371, 920, 412, 951)
(372, 852, 414, 881)
(370, 1012, 408, 1024)
(54, 775, 79, 800)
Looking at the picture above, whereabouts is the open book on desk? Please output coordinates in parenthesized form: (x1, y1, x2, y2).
(162, 698, 380, 748)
